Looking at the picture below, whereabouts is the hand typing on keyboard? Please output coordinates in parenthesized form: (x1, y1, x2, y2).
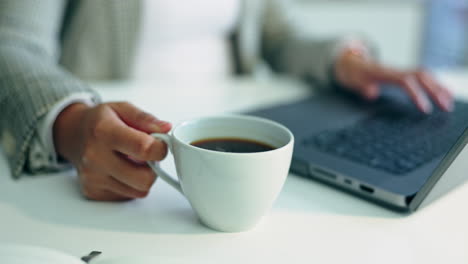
(333, 45, 454, 114)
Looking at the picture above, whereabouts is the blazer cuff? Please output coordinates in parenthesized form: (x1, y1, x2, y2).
(27, 93, 97, 172)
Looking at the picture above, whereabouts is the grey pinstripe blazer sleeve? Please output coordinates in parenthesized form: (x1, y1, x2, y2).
(0, 0, 100, 178)
(259, 0, 375, 89)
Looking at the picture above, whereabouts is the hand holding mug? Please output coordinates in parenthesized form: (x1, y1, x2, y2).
(53, 102, 171, 201)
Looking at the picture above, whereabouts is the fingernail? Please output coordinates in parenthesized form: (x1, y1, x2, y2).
(150, 120, 171, 132)
(447, 102, 454, 112)
(422, 100, 433, 114)
(444, 98, 454, 112)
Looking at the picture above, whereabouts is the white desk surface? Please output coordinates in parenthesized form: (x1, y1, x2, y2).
(1, 73, 468, 263)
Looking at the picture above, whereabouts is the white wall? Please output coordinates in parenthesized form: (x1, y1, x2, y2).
(287, 0, 424, 68)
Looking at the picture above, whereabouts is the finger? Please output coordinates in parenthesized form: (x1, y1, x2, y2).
(103, 175, 149, 198)
(365, 66, 432, 113)
(110, 102, 172, 133)
(399, 76, 433, 113)
(81, 183, 133, 201)
(416, 71, 454, 112)
(361, 83, 380, 101)
(362, 63, 403, 83)
(106, 152, 158, 192)
(104, 122, 168, 161)
(77, 168, 132, 201)
(125, 155, 147, 165)
(87, 190, 133, 201)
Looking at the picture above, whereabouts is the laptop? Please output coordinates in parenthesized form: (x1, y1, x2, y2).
(248, 84, 468, 212)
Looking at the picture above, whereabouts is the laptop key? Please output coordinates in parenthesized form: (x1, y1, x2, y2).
(310, 101, 468, 175)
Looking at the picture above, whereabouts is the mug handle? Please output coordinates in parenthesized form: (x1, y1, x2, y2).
(147, 133, 183, 194)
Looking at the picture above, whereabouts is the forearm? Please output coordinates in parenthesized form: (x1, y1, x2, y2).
(260, 0, 377, 89)
(0, 46, 100, 177)
(262, 31, 378, 88)
(262, 35, 341, 83)
(0, 0, 105, 177)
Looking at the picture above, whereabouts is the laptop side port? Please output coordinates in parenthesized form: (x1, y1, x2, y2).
(344, 179, 352, 185)
(359, 184, 375, 194)
(310, 167, 337, 180)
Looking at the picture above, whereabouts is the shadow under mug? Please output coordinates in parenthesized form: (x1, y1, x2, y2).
(147, 115, 294, 232)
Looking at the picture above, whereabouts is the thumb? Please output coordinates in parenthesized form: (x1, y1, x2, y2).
(110, 102, 172, 134)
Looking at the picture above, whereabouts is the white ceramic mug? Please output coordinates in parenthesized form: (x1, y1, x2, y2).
(147, 115, 294, 232)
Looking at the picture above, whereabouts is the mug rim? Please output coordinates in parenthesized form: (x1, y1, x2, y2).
(171, 114, 294, 155)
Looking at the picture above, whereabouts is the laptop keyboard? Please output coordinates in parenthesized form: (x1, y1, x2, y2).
(308, 101, 468, 175)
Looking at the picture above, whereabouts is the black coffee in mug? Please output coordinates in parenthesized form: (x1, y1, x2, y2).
(191, 138, 275, 153)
